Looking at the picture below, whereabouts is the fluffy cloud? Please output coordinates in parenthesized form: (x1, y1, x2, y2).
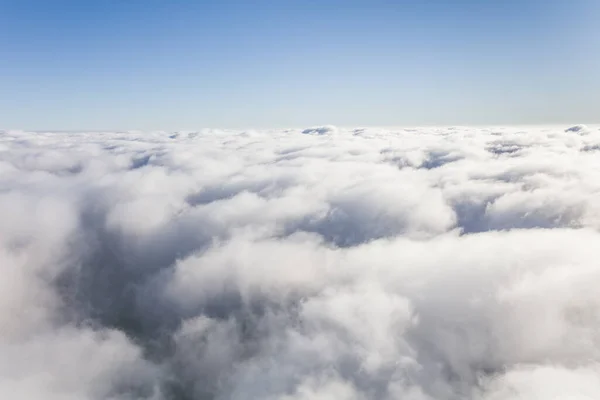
(301, 125, 339, 135)
(1, 125, 600, 399)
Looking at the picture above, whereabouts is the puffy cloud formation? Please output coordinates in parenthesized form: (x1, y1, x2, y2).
(301, 125, 339, 135)
(565, 124, 589, 134)
(1, 125, 600, 399)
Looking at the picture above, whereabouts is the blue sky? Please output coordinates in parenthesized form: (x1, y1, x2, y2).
(1, 0, 599, 130)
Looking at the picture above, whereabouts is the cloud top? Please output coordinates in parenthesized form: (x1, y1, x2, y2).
(1, 125, 600, 399)
(301, 125, 339, 135)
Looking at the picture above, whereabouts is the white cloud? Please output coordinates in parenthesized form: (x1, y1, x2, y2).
(565, 124, 590, 134)
(301, 125, 339, 135)
(1, 125, 600, 399)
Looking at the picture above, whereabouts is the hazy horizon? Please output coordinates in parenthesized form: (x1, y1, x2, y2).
(5, 123, 600, 134)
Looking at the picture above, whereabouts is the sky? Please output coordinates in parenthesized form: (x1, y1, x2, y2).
(1, 0, 599, 130)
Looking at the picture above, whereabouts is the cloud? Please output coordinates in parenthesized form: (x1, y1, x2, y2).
(1, 125, 600, 399)
(301, 125, 339, 135)
(565, 124, 590, 134)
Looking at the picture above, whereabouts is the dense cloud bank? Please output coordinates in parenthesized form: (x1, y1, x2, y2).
(2, 125, 600, 399)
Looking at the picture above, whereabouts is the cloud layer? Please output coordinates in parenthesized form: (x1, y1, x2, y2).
(1, 125, 600, 399)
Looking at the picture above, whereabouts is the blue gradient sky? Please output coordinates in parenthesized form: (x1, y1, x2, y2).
(1, 0, 599, 130)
